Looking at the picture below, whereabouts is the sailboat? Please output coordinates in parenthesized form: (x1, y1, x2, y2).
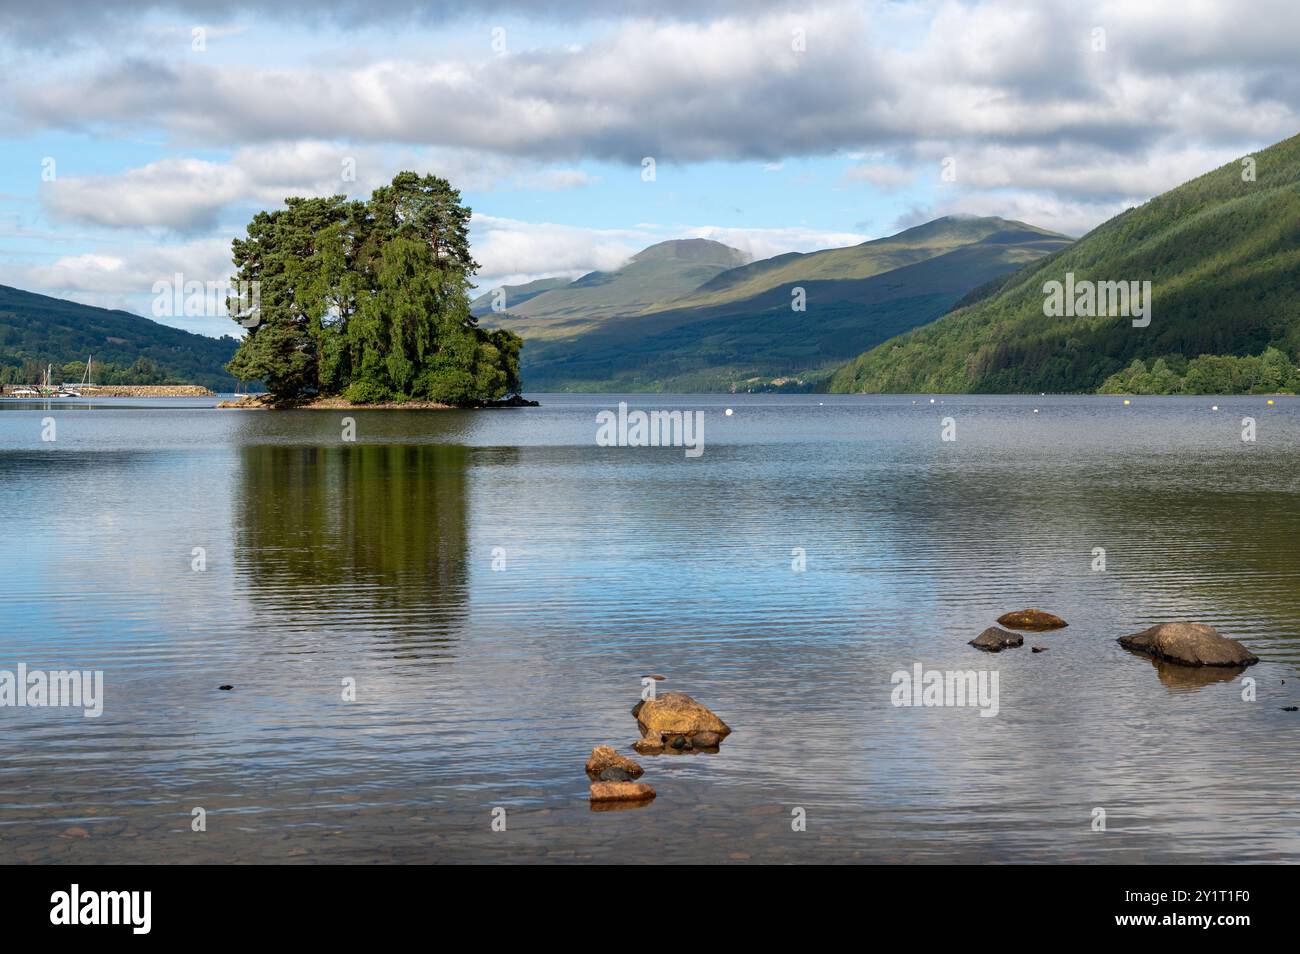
(56, 356, 92, 397)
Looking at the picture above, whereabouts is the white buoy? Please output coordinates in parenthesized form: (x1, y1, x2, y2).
(725, 408, 733, 416)
(1211, 405, 1219, 411)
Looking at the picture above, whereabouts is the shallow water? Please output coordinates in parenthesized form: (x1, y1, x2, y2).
(1, 393, 1298, 863)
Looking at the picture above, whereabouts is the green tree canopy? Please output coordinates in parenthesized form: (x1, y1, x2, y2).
(226, 173, 522, 405)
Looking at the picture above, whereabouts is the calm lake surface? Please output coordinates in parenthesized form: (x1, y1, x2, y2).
(2, 392, 1299, 864)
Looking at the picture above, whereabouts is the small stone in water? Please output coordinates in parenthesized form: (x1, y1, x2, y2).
(218, 685, 234, 691)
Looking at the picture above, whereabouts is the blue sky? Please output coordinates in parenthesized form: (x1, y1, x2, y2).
(1, 0, 1296, 337)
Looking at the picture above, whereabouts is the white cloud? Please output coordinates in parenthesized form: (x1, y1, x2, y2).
(38, 144, 599, 231)
(23, 238, 240, 336)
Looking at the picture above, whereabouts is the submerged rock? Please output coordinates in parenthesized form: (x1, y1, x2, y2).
(585, 745, 643, 780)
(1031, 646, 1048, 653)
(631, 738, 665, 755)
(589, 781, 656, 803)
(633, 691, 731, 750)
(1117, 622, 1259, 667)
(970, 627, 1024, 652)
(997, 609, 1068, 630)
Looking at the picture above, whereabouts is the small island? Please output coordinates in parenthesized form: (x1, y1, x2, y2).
(222, 172, 529, 409)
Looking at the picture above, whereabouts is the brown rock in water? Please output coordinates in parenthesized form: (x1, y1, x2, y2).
(584, 745, 643, 780)
(631, 738, 665, 755)
(1118, 622, 1258, 667)
(634, 691, 731, 748)
(997, 608, 1068, 630)
(589, 781, 656, 803)
(1031, 646, 1048, 653)
(970, 627, 1024, 652)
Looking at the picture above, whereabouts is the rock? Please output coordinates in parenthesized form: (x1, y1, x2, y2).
(997, 608, 1068, 630)
(642, 674, 666, 681)
(631, 738, 665, 755)
(218, 684, 234, 691)
(1282, 706, 1298, 712)
(599, 766, 632, 782)
(1031, 646, 1048, 653)
(633, 691, 731, 748)
(479, 394, 540, 408)
(584, 745, 644, 780)
(693, 731, 721, 748)
(589, 781, 656, 803)
(62, 826, 89, 838)
(969, 627, 1024, 652)
(1118, 622, 1259, 667)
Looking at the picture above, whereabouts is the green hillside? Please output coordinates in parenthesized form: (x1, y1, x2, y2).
(506, 218, 1070, 391)
(475, 239, 751, 339)
(666, 216, 1063, 310)
(469, 275, 570, 316)
(830, 132, 1300, 394)
(0, 285, 240, 390)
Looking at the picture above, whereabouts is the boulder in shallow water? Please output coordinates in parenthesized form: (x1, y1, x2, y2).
(585, 745, 643, 780)
(997, 608, 1068, 630)
(1118, 622, 1258, 667)
(631, 738, 665, 755)
(633, 691, 731, 748)
(970, 627, 1024, 652)
(589, 781, 656, 803)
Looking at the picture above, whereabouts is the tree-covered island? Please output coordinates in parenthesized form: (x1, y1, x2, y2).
(225, 172, 524, 407)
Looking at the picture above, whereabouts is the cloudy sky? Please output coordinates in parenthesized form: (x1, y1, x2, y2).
(1, 0, 1297, 336)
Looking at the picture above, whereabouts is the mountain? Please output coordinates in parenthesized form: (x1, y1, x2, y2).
(830, 132, 1300, 394)
(473, 239, 751, 338)
(0, 285, 240, 390)
(487, 217, 1070, 392)
(470, 275, 571, 316)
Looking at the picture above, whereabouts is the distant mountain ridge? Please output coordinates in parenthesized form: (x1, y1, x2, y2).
(830, 131, 1300, 394)
(473, 238, 751, 339)
(477, 217, 1071, 391)
(0, 284, 239, 390)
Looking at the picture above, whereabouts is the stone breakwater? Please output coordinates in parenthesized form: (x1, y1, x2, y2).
(2, 385, 214, 398)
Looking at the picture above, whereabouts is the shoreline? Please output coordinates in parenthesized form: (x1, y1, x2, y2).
(216, 393, 539, 410)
